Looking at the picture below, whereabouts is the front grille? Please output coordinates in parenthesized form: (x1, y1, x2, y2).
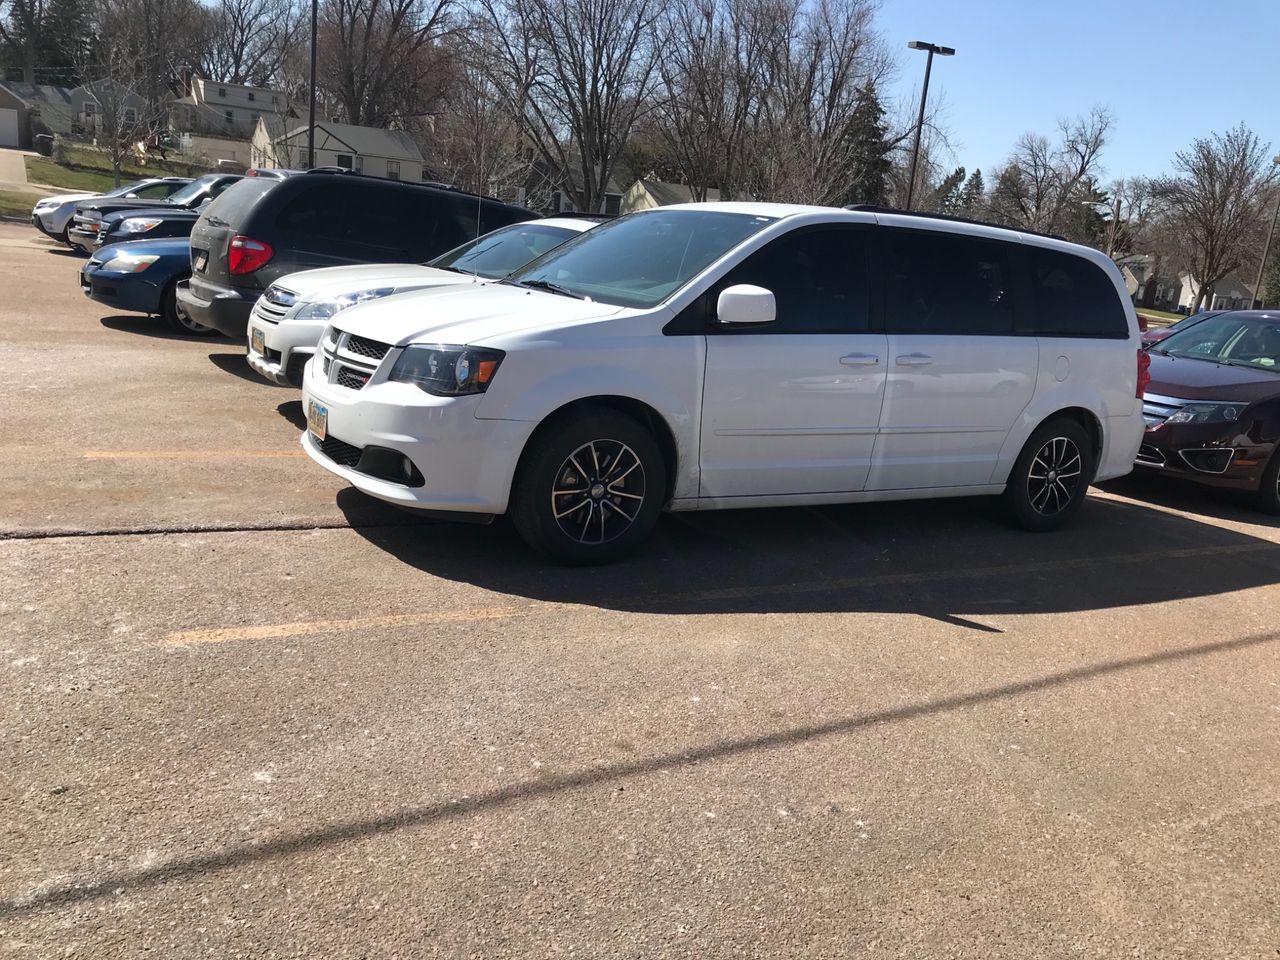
(252, 298, 289, 324)
(1142, 393, 1186, 427)
(1136, 444, 1166, 466)
(318, 435, 362, 467)
(345, 334, 392, 361)
(323, 356, 332, 375)
(335, 365, 370, 390)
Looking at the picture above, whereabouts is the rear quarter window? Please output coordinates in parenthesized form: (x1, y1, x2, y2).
(201, 178, 279, 226)
(1024, 247, 1128, 338)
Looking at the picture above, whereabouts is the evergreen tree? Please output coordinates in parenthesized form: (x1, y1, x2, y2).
(958, 168, 985, 214)
(931, 166, 965, 213)
(840, 81, 892, 206)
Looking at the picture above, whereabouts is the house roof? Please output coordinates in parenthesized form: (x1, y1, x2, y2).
(0, 82, 74, 107)
(278, 120, 423, 162)
(637, 180, 721, 204)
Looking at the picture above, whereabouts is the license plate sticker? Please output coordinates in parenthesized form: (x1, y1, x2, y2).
(307, 401, 328, 441)
(250, 327, 265, 355)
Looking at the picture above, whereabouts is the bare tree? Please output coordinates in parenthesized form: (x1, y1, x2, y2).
(479, 0, 661, 213)
(1153, 125, 1278, 311)
(318, 0, 455, 127)
(198, 0, 301, 85)
(0, 0, 48, 82)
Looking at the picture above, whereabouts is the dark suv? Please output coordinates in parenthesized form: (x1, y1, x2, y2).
(176, 171, 538, 339)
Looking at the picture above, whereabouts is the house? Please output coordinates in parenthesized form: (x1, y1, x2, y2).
(169, 78, 289, 140)
(0, 80, 148, 148)
(621, 179, 721, 213)
(511, 157, 624, 215)
(1118, 257, 1258, 313)
(251, 117, 426, 180)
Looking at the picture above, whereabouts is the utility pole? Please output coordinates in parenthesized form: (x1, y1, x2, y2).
(1107, 187, 1122, 259)
(904, 40, 955, 211)
(307, 0, 318, 169)
(1251, 155, 1280, 309)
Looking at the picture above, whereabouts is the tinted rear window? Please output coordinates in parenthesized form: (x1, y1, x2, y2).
(884, 229, 1016, 335)
(1025, 246, 1128, 338)
(201, 178, 279, 225)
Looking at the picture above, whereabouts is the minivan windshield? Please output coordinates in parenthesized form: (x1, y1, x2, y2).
(504, 210, 778, 308)
(430, 223, 582, 279)
(1154, 312, 1280, 372)
(166, 176, 217, 206)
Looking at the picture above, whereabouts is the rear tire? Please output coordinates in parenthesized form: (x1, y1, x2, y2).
(510, 408, 665, 564)
(1254, 451, 1280, 515)
(162, 278, 215, 336)
(1001, 418, 1095, 531)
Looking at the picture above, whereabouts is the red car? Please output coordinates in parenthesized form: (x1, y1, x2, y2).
(1138, 310, 1280, 511)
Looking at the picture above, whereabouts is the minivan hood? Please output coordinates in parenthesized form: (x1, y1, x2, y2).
(274, 264, 471, 302)
(332, 282, 625, 346)
(1147, 352, 1280, 402)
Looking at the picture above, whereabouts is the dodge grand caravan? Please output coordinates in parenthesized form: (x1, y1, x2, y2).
(300, 204, 1147, 563)
(177, 171, 537, 339)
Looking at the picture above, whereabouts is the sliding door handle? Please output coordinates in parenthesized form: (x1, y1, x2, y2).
(895, 353, 934, 366)
(839, 353, 880, 366)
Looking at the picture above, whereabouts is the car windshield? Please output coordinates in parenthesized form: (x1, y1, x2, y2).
(504, 209, 778, 308)
(1154, 313, 1280, 372)
(166, 177, 214, 205)
(429, 223, 582, 279)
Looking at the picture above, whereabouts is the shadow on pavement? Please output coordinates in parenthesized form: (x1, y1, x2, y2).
(338, 490, 1280, 621)
(5, 626, 1278, 918)
(99, 314, 218, 343)
(1102, 471, 1280, 528)
(277, 399, 307, 430)
(207, 351, 285, 386)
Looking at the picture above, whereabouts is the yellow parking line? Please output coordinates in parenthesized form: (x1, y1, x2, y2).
(160, 607, 526, 647)
(84, 450, 306, 460)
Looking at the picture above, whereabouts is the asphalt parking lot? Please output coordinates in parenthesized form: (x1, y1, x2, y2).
(2, 220, 1279, 958)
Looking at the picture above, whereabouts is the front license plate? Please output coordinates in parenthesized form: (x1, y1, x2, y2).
(307, 400, 328, 441)
(193, 250, 208, 272)
(250, 327, 265, 355)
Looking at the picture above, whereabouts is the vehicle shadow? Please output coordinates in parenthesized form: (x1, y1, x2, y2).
(206, 351, 287, 386)
(338, 489, 1280, 622)
(277, 399, 307, 430)
(99, 314, 218, 343)
(1102, 471, 1280, 528)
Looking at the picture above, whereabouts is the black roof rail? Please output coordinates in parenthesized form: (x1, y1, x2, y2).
(300, 167, 526, 208)
(843, 204, 1067, 242)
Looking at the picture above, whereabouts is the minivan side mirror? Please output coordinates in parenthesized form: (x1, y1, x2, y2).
(717, 284, 776, 325)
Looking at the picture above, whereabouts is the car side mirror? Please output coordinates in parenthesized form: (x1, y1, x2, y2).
(198, 196, 212, 206)
(716, 284, 776, 325)
(124, 192, 138, 198)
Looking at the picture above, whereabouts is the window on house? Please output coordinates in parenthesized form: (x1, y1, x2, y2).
(224, 110, 233, 123)
(604, 193, 622, 217)
(248, 91, 255, 101)
(335, 154, 353, 170)
(82, 102, 96, 115)
(124, 107, 137, 123)
(386, 160, 400, 181)
(218, 87, 227, 98)
(272, 95, 279, 105)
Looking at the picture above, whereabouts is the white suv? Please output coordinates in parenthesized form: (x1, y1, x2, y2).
(245, 217, 601, 385)
(301, 204, 1146, 563)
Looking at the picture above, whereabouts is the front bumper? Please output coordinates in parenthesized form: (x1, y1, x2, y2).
(300, 362, 536, 514)
(246, 314, 326, 387)
(67, 226, 99, 253)
(1136, 420, 1273, 491)
(175, 281, 253, 338)
(80, 265, 163, 315)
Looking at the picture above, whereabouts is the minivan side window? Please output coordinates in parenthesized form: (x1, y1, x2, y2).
(715, 226, 871, 333)
(429, 193, 483, 252)
(275, 184, 351, 241)
(884, 229, 1016, 335)
(1024, 246, 1128, 338)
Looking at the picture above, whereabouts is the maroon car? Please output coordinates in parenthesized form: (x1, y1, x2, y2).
(1138, 310, 1280, 511)
(1140, 310, 1223, 349)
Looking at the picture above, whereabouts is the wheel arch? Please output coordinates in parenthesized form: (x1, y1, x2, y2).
(993, 390, 1110, 486)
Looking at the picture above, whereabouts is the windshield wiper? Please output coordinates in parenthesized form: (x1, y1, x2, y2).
(1165, 349, 1228, 364)
(511, 278, 585, 299)
(204, 214, 229, 227)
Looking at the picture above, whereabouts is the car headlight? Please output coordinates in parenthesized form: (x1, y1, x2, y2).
(118, 217, 164, 234)
(1165, 402, 1246, 424)
(295, 287, 396, 321)
(103, 252, 160, 273)
(388, 344, 504, 396)
(34, 199, 57, 211)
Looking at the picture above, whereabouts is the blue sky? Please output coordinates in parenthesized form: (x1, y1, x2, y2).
(877, 0, 1279, 183)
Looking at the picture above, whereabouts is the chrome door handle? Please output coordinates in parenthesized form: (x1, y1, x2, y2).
(895, 353, 934, 366)
(839, 353, 880, 366)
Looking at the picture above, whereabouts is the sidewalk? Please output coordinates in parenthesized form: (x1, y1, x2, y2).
(0, 148, 57, 196)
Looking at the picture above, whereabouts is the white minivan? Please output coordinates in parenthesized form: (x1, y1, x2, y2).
(301, 204, 1147, 563)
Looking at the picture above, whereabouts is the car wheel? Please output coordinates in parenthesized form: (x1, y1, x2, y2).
(510, 409, 665, 564)
(1253, 451, 1280, 515)
(1002, 418, 1095, 532)
(60, 223, 74, 245)
(161, 278, 215, 336)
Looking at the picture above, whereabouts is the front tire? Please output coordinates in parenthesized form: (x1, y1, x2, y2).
(161, 278, 215, 336)
(1002, 418, 1095, 531)
(510, 409, 665, 564)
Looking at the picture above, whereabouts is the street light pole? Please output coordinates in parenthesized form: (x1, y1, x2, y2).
(904, 40, 954, 211)
(307, 0, 318, 169)
(1251, 155, 1280, 309)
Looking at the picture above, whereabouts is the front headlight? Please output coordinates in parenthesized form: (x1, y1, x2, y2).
(103, 252, 160, 273)
(1165, 402, 1246, 424)
(118, 217, 163, 234)
(388, 344, 504, 396)
(295, 287, 396, 321)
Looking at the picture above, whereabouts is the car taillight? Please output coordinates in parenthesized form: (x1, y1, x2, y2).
(228, 235, 274, 275)
(1136, 347, 1151, 399)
